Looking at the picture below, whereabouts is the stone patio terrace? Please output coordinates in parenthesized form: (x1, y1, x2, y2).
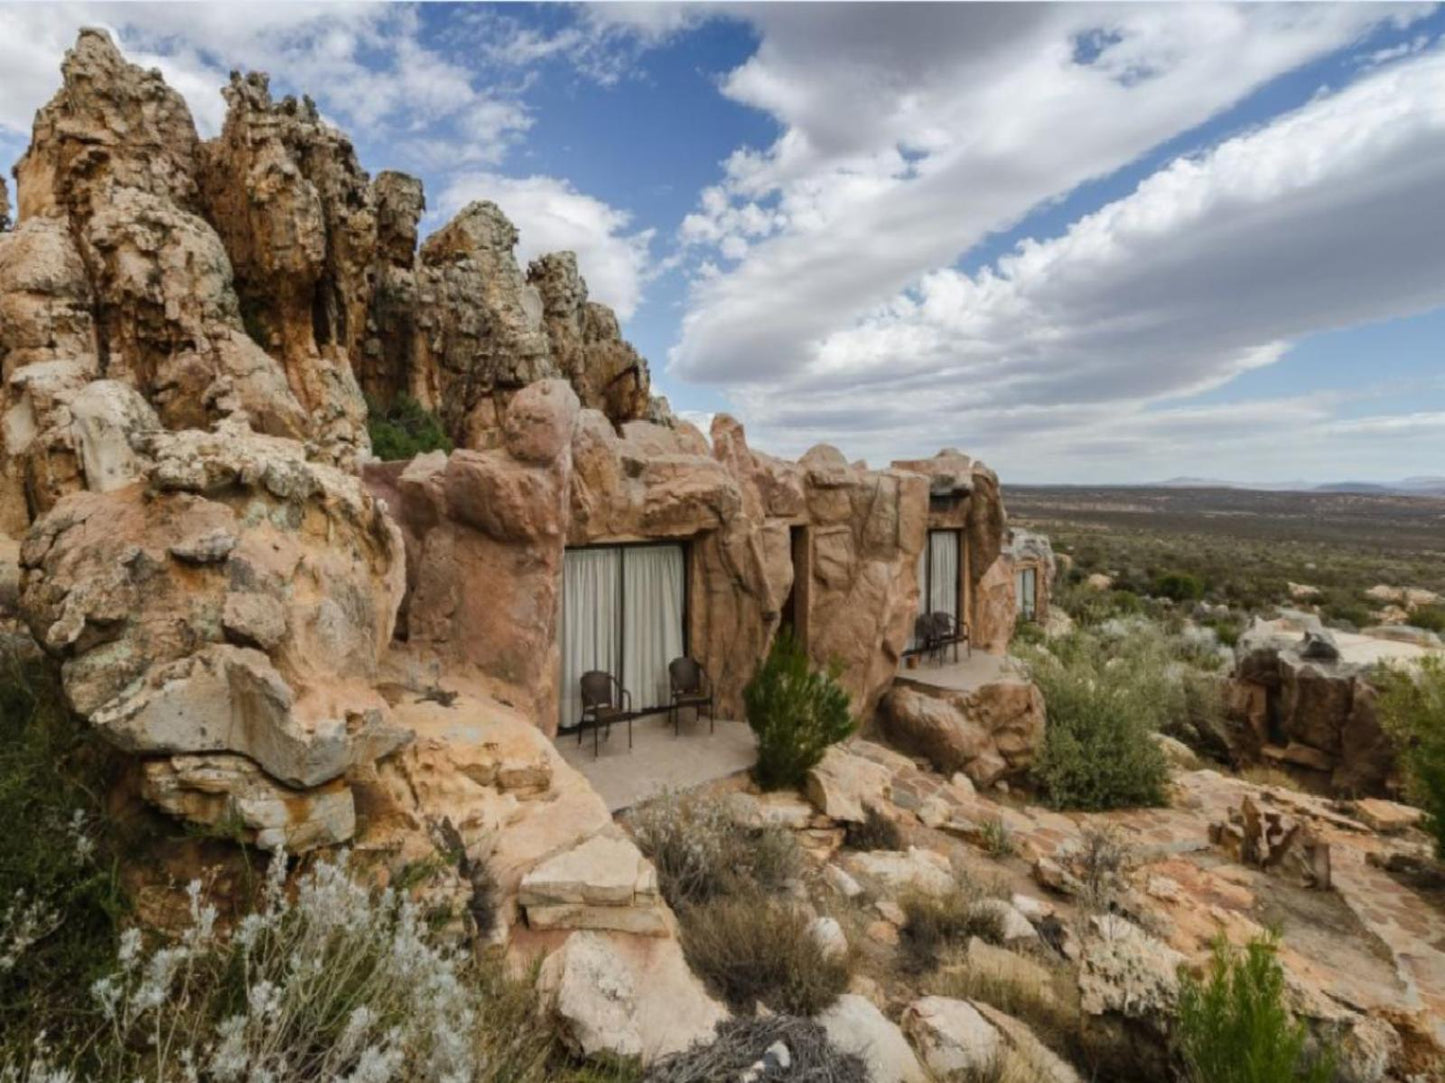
(558, 711, 757, 812)
(894, 648, 1016, 693)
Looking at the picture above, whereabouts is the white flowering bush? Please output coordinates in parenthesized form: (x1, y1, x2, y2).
(3, 847, 576, 1083)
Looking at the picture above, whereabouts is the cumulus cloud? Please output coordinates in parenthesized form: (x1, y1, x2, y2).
(670, 3, 1425, 383)
(435, 173, 655, 320)
(735, 56, 1445, 473)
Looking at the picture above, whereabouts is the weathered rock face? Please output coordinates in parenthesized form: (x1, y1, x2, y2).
(882, 675, 1045, 785)
(1228, 616, 1441, 795)
(197, 72, 373, 462)
(19, 422, 406, 839)
(364, 379, 578, 727)
(529, 252, 652, 426)
(357, 201, 655, 450)
(9, 32, 312, 455)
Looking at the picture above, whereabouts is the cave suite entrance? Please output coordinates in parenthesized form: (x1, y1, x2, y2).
(558, 543, 687, 732)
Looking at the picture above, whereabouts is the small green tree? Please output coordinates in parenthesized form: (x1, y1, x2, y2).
(1376, 656, 1445, 856)
(1153, 571, 1205, 603)
(366, 393, 454, 461)
(1176, 935, 1334, 1083)
(743, 630, 854, 791)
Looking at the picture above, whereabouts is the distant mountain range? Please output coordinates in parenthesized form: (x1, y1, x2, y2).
(1156, 476, 1445, 496)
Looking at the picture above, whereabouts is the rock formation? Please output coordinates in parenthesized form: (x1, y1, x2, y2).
(1227, 615, 1438, 795)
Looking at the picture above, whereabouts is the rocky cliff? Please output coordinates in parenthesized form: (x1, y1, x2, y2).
(0, 28, 658, 535)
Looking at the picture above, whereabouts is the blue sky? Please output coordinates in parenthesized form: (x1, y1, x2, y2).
(3, 2, 1444, 483)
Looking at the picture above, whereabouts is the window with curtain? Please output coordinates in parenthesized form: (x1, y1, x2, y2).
(913, 529, 961, 648)
(1016, 566, 1037, 620)
(558, 544, 686, 730)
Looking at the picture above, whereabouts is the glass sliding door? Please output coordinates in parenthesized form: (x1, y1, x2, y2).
(559, 543, 686, 730)
(1015, 566, 1037, 620)
(913, 529, 961, 648)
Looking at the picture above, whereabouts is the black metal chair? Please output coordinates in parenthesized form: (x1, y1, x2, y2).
(578, 671, 632, 757)
(928, 610, 970, 663)
(668, 657, 715, 736)
(912, 612, 942, 667)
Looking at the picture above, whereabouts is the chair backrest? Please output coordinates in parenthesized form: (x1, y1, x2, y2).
(914, 613, 935, 642)
(929, 611, 956, 636)
(580, 671, 614, 710)
(669, 656, 703, 694)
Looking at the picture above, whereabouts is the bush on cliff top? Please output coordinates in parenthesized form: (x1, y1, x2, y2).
(744, 630, 855, 791)
(1376, 655, 1445, 857)
(366, 393, 454, 461)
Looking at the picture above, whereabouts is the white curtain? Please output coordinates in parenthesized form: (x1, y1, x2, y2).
(1016, 567, 1037, 619)
(559, 549, 620, 729)
(929, 530, 960, 620)
(622, 545, 685, 711)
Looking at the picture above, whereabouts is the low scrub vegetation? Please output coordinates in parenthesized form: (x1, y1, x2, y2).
(0, 644, 125, 1049)
(2, 845, 620, 1083)
(898, 879, 1006, 973)
(627, 791, 800, 909)
(366, 393, 454, 461)
(1020, 629, 1172, 811)
(843, 804, 905, 852)
(1376, 656, 1445, 856)
(680, 892, 850, 1016)
(744, 630, 855, 791)
(1175, 935, 1335, 1083)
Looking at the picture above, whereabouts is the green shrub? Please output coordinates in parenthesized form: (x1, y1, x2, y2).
(680, 892, 850, 1015)
(0, 643, 125, 1048)
(1022, 630, 1171, 811)
(1176, 935, 1334, 1083)
(1153, 571, 1205, 603)
(367, 393, 454, 461)
(743, 630, 855, 791)
(627, 791, 799, 909)
(1322, 600, 1373, 630)
(1376, 657, 1445, 857)
(979, 817, 1016, 858)
(1410, 605, 1445, 634)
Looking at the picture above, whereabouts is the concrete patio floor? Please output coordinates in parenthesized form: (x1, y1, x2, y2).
(894, 649, 1016, 693)
(557, 711, 757, 812)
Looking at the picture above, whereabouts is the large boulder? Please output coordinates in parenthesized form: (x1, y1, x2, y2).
(19, 423, 407, 826)
(881, 677, 1045, 785)
(817, 994, 927, 1083)
(539, 930, 725, 1063)
(901, 997, 1002, 1078)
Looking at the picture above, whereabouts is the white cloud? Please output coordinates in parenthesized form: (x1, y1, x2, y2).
(0, 3, 532, 162)
(435, 173, 654, 320)
(735, 48, 1445, 474)
(669, 4, 1426, 384)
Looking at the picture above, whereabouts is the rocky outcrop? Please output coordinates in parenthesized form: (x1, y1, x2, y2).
(19, 422, 406, 839)
(196, 72, 373, 461)
(882, 674, 1045, 785)
(1228, 616, 1441, 794)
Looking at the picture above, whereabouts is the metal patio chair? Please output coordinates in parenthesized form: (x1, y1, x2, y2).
(927, 610, 970, 663)
(578, 670, 633, 757)
(667, 656, 715, 736)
